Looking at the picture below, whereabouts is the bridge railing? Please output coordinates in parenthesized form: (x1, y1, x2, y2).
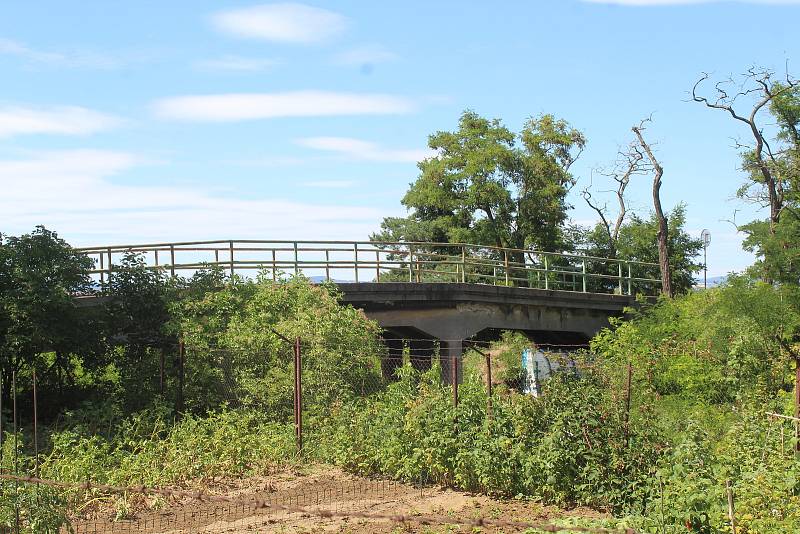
(76, 240, 662, 296)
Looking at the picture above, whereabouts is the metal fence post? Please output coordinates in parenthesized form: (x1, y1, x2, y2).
(627, 262, 633, 296)
(618, 262, 623, 295)
(543, 255, 549, 290)
(294, 337, 303, 454)
(354, 243, 359, 283)
(582, 259, 587, 293)
(177, 341, 185, 419)
(408, 246, 414, 282)
(376, 249, 381, 282)
(99, 253, 105, 285)
(452, 354, 458, 408)
(624, 363, 632, 448)
(485, 351, 493, 422)
(229, 241, 236, 277)
(461, 246, 467, 283)
(33, 369, 38, 477)
(107, 247, 113, 284)
(504, 251, 509, 286)
(170, 245, 176, 278)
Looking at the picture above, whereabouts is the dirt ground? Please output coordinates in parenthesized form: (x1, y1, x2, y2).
(67, 466, 608, 534)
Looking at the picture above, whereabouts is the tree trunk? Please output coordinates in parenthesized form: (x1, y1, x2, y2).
(633, 125, 673, 297)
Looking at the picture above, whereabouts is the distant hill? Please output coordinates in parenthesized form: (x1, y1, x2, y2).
(694, 275, 727, 289)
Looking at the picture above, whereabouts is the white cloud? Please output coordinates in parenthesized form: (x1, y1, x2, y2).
(0, 149, 386, 245)
(211, 3, 348, 44)
(0, 38, 121, 68)
(296, 136, 432, 163)
(333, 45, 397, 66)
(302, 180, 357, 188)
(195, 55, 280, 72)
(582, 0, 800, 5)
(0, 105, 123, 138)
(153, 91, 416, 121)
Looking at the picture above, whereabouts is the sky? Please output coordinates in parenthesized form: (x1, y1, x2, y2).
(1, 0, 798, 277)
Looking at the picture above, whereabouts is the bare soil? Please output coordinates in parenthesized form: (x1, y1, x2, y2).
(67, 466, 607, 534)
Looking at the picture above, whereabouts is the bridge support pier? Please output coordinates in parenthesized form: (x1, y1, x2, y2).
(439, 339, 463, 386)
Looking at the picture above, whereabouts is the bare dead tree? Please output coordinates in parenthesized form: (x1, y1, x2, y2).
(692, 68, 798, 232)
(582, 142, 645, 258)
(632, 120, 673, 298)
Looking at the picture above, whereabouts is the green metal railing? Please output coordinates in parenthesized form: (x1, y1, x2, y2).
(77, 240, 662, 296)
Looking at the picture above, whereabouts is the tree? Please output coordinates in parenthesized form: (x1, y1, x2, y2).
(632, 121, 673, 297)
(581, 140, 645, 259)
(373, 110, 586, 256)
(693, 68, 799, 284)
(581, 205, 702, 295)
(0, 226, 100, 396)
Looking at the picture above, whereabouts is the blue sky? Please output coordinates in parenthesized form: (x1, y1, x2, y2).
(1, 0, 798, 276)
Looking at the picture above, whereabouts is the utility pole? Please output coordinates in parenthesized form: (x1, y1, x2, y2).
(701, 229, 711, 289)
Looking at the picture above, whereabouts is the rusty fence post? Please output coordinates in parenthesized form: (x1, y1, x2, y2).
(451, 353, 458, 408)
(294, 337, 303, 454)
(795, 357, 800, 453)
(177, 341, 185, 419)
(486, 351, 493, 422)
(624, 363, 633, 448)
(33, 369, 38, 477)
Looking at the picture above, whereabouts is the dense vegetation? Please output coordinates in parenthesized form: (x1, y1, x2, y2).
(2, 66, 799, 533)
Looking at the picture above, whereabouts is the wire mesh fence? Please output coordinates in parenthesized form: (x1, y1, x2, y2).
(5, 332, 750, 533)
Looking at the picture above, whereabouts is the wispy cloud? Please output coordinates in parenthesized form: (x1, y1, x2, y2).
(0, 105, 123, 138)
(195, 55, 280, 72)
(0, 38, 122, 68)
(153, 91, 416, 122)
(1, 149, 387, 245)
(302, 180, 357, 188)
(333, 45, 398, 67)
(211, 3, 348, 44)
(296, 136, 432, 163)
(582, 0, 800, 5)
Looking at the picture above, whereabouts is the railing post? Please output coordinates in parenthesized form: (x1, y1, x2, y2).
(582, 259, 587, 292)
(504, 251, 509, 286)
(272, 249, 277, 281)
(107, 247, 113, 284)
(618, 262, 624, 295)
(354, 242, 359, 283)
(461, 246, 466, 283)
(375, 249, 381, 282)
(214, 249, 219, 265)
(170, 244, 176, 278)
(293, 242, 299, 276)
(99, 252, 105, 285)
(408, 246, 414, 282)
(325, 249, 330, 281)
(627, 262, 633, 296)
(229, 241, 235, 277)
(154, 249, 159, 267)
(543, 255, 549, 290)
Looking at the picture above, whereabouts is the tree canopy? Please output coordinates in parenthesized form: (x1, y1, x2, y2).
(372, 110, 585, 253)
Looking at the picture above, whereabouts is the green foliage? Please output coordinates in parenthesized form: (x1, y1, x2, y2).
(581, 204, 703, 295)
(591, 277, 800, 403)
(373, 110, 585, 253)
(319, 362, 662, 513)
(169, 274, 385, 415)
(0, 226, 100, 391)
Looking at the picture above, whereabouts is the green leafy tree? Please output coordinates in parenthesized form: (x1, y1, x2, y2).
(373, 110, 585, 255)
(581, 204, 702, 294)
(0, 226, 99, 395)
(694, 69, 799, 284)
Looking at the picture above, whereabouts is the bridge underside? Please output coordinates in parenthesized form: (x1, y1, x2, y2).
(338, 282, 634, 382)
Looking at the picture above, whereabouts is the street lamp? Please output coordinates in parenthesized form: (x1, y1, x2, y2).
(701, 229, 711, 289)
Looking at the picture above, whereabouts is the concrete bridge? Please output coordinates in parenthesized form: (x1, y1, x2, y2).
(77, 240, 659, 381)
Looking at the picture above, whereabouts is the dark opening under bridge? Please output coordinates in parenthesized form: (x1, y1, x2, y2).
(78, 240, 661, 382)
